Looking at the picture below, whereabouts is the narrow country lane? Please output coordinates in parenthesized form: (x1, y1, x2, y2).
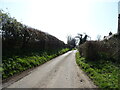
(4, 50, 97, 88)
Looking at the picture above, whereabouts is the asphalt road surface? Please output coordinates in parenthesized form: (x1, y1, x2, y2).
(4, 50, 97, 88)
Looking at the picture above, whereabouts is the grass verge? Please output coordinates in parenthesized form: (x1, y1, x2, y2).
(76, 52, 119, 88)
(2, 48, 70, 80)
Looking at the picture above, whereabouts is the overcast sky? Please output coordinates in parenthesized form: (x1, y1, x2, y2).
(0, 0, 119, 43)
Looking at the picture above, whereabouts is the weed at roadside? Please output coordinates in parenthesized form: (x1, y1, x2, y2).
(76, 52, 119, 88)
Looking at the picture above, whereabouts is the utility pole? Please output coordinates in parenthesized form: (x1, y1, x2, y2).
(118, 14, 120, 35)
(118, 1, 120, 35)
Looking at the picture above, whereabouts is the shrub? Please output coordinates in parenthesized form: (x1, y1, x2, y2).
(2, 48, 70, 80)
(76, 52, 119, 88)
(78, 36, 120, 63)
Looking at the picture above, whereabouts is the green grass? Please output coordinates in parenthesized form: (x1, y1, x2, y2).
(76, 52, 119, 88)
(2, 48, 70, 80)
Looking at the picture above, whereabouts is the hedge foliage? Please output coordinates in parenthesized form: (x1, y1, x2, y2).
(78, 35, 120, 63)
(0, 10, 66, 55)
(76, 52, 119, 88)
(2, 48, 70, 80)
(0, 10, 71, 80)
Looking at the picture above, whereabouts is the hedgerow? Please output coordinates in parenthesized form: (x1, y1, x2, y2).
(0, 10, 71, 80)
(2, 48, 70, 79)
(76, 52, 119, 88)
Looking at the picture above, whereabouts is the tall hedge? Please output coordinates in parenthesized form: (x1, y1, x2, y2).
(78, 35, 120, 63)
(0, 10, 66, 55)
